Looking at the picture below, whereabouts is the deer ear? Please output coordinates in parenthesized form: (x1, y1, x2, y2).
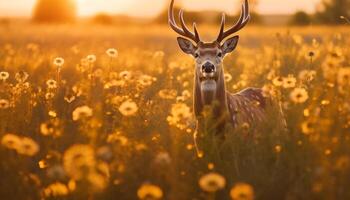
(221, 36, 239, 55)
(177, 37, 197, 55)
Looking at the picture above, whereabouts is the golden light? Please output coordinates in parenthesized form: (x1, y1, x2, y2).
(0, 0, 322, 18)
(75, 0, 166, 17)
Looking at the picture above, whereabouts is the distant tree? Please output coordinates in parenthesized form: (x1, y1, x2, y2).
(33, 0, 77, 23)
(153, 5, 204, 25)
(246, 0, 263, 24)
(91, 14, 114, 25)
(290, 11, 312, 25)
(154, 0, 262, 25)
(315, 0, 350, 24)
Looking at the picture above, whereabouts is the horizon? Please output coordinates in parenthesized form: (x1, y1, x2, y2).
(0, 0, 321, 18)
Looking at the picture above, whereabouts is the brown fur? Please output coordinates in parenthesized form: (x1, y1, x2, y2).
(168, 0, 286, 155)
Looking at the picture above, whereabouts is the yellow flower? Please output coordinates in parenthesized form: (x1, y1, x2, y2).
(170, 103, 191, 119)
(86, 55, 97, 63)
(137, 183, 163, 200)
(283, 75, 296, 88)
(15, 71, 29, 83)
(272, 76, 284, 87)
(290, 88, 309, 103)
(110, 95, 127, 106)
(88, 171, 108, 191)
(1, 134, 39, 156)
(158, 89, 177, 100)
(53, 57, 65, 67)
(0, 71, 9, 81)
(40, 119, 62, 137)
(138, 75, 155, 86)
(198, 172, 226, 193)
(0, 99, 10, 109)
(177, 90, 191, 102)
(106, 48, 118, 58)
(46, 79, 57, 89)
(119, 100, 138, 116)
(167, 103, 192, 130)
(261, 84, 277, 97)
(182, 90, 191, 99)
(1, 134, 21, 151)
(43, 182, 69, 197)
(225, 73, 233, 82)
(45, 92, 55, 100)
(64, 94, 76, 103)
(72, 105, 93, 121)
(72, 85, 83, 96)
(107, 132, 128, 146)
(63, 144, 95, 180)
(17, 137, 40, 156)
(104, 80, 126, 89)
(230, 183, 254, 200)
(48, 110, 57, 117)
(119, 70, 132, 80)
(299, 70, 316, 82)
(301, 119, 315, 135)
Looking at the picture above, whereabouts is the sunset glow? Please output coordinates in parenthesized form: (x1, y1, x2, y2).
(0, 0, 321, 18)
(1, 0, 350, 198)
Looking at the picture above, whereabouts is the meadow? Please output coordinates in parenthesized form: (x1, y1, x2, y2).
(0, 22, 350, 200)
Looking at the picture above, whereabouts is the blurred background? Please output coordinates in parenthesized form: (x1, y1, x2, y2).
(0, 0, 349, 26)
(0, 1, 350, 200)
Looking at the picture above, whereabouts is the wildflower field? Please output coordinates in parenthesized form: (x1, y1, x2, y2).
(0, 23, 350, 200)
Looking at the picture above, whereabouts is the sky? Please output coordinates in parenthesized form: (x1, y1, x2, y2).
(0, 0, 321, 18)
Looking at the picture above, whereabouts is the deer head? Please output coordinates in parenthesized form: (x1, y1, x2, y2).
(169, 0, 250, 116)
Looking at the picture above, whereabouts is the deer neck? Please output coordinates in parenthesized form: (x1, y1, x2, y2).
(194, 66, 228, 125)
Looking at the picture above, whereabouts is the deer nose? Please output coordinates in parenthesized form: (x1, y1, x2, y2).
(202, 62, 215, 73)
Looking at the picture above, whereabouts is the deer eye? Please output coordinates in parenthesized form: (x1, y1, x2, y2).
(194, 53, 199, 58)
(217, 52, 223, 57)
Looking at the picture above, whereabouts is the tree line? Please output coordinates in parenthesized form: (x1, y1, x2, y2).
(291, 0, 350, 25)
(32, 0, 349, 25)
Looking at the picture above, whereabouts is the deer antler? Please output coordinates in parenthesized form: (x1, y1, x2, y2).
(168, 0, 201, 43)
(216, 0, 250, 43)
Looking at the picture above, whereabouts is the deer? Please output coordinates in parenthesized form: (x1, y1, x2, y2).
(168, 0, 285, 153)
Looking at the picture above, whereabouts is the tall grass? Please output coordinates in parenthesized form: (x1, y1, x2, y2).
(0, 24, 349, 200)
